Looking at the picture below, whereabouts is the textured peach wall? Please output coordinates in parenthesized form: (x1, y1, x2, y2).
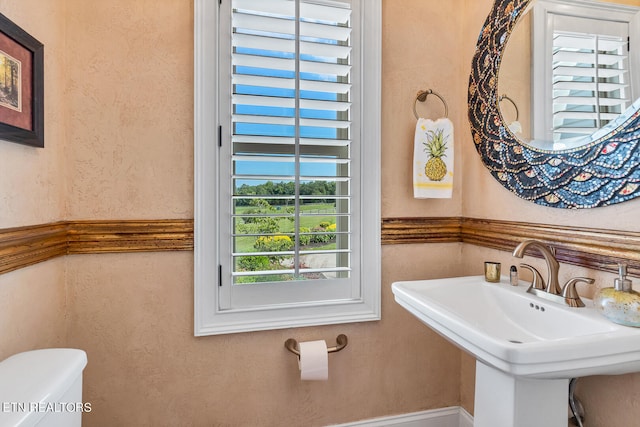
(0, 262, 66, 359)
(0, 0, 66, 228)
(0, 1, 68, 359)
(64, 0, 193, 220)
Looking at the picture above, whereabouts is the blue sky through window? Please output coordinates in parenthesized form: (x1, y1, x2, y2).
(233, 23, 347, 190)
(235, 160, 338, 180)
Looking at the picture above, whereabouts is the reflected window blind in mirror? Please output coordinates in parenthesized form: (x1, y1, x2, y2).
(551, 15, 630, 144)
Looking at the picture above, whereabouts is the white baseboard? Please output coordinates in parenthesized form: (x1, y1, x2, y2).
(458, 408, 474, 427)
(329, 406, 473, 427)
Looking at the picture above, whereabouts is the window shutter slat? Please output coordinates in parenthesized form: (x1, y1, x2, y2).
(553, 66, 627, 79)
(554, 35, 627, 51)
(299, 1, 352, 23)
(553, 127, 596, 135)
(233, 154, 350, 165)
(234, 0, 351, 23)
(232, 135, 351, 147)
(553, 81, 628, 92)
(233, 13, 294, 36)
(555, 111, 621, 120)
(233, 53, 351, 76)
(554, 96, 629, 106)
(553, 50, 627, 66)
(232, 95, 351, 112)
(232, 12, 352, 42)
(233, 33, 352, 59)
(233, 0, 294, 16)
(233, 74, 351, 94)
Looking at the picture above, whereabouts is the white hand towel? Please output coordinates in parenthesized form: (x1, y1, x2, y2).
(508, 120, 522, 136)
(413, 117, 454, 198)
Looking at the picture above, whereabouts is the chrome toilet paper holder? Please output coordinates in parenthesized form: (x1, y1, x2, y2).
(284, 334, 348, 358)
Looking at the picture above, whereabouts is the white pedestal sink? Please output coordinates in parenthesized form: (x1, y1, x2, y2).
(392, 276, 640, 427)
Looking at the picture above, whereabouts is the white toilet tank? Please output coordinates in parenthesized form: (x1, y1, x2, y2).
(0, 348, 88, 427)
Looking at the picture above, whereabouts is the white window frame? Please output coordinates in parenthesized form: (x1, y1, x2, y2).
(532, 0, 640, 145)
(194, 0, 381, 336)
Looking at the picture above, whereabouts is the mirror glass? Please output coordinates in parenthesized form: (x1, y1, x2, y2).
(499, 0, 640, 151)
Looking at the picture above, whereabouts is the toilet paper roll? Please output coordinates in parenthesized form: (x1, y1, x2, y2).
(298, 340, 328, 381)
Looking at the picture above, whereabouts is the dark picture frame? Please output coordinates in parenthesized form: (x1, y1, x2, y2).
(0, 13, 43, 148)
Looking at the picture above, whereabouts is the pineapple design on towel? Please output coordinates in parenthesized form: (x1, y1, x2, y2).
(423, 128, 448, 181)
(413, 117, 454, 198)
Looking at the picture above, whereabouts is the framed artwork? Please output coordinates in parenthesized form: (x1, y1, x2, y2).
(0, 13, 43, 148)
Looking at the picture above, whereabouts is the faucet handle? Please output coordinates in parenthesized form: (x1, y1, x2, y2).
(562, 277, 595, 308)
(519, 263, 545, 290)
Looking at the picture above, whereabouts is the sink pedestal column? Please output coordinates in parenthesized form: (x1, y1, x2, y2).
(474, 361, 569, 427)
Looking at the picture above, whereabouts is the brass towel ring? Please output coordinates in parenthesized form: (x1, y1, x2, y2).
(499, 94, 519, 121)
(413, 89, 448, 119)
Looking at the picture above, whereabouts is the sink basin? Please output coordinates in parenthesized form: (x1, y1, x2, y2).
(392, 275, 640, 379)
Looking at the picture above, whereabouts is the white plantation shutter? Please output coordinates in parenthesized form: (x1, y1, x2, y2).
(551, 16, 630, 143)
(532, 1, 639, 147)
(194, 0, 381, 335)
(229, 0, 353, 286)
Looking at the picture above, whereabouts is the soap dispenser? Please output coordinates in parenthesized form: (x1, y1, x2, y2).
(593, 264, 640, 327)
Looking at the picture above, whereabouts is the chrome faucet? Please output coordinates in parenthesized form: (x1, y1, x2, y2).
(512, 240, 594, 307)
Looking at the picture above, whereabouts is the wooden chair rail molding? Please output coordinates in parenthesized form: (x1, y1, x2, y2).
(0, 220, 193, 275)
(0, 217, 639, 276)
(382, 217, 640, 275)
